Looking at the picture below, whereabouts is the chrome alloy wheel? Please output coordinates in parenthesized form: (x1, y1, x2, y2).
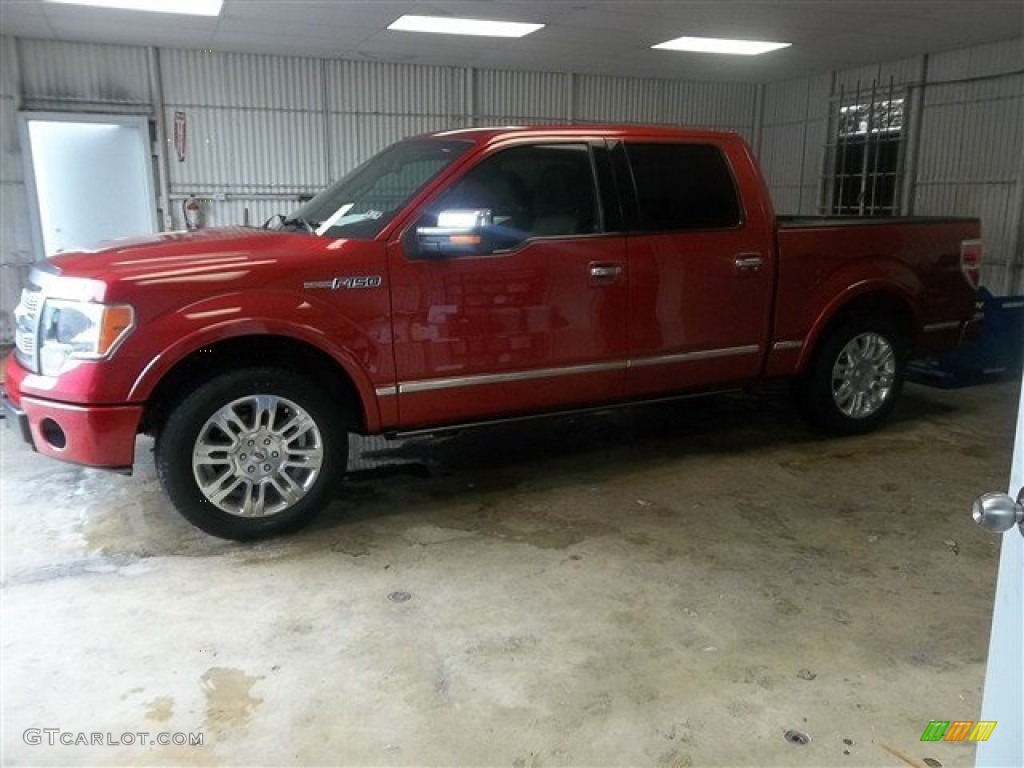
(830, 332, 897, 419)
(192, 394, 324, 517)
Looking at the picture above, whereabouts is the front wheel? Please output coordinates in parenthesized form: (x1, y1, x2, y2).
(155, 368, 348, 539)
(795, 317, 908, 435)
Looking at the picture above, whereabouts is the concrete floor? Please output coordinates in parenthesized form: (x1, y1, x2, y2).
(2, 379, 1019, 767)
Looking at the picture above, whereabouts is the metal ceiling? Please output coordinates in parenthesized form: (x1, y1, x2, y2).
(0, 0, 1021, 82)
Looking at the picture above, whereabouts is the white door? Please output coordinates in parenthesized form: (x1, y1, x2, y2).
(975, 369, 1024, 767)
(21, 113, 157, 258)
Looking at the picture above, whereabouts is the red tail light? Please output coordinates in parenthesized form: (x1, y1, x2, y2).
(960, 239, 982, 289)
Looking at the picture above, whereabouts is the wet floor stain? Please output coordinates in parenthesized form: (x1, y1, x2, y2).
(429, 499, 621, 551)
(145, 695, 174, 723)
(201, 667, 262, 731)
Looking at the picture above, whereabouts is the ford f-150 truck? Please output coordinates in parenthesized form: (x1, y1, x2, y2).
(5, 125, 982, 539)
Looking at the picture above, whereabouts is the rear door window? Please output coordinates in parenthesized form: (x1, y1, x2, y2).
(625, 143, 742, 232)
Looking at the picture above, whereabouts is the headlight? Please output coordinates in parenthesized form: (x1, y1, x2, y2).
(38, 300, 135, 376)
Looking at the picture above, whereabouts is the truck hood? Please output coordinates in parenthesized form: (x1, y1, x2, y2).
(45, 227, 329, 283)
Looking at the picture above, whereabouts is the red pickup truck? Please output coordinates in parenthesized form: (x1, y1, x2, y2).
(5, 125, 981, 539)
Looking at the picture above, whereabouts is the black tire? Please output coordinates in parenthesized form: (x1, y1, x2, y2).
(155, 367, 348, 540)
(794, 316, 909, 435)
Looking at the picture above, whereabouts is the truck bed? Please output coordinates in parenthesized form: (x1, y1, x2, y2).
(771, 216, 981, 368)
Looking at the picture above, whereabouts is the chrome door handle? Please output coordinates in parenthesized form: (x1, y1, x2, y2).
(589, 262, 623, 279)
(734, 254, 764, 272)
(972, 487, 1024, 537)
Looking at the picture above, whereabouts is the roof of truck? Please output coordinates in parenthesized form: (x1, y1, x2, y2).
(424, 124, 742, 146)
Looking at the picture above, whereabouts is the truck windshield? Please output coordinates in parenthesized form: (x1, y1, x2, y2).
(289, 138, 472, 239)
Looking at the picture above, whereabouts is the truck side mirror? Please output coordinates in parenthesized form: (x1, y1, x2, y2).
(414, 209, 494, 258)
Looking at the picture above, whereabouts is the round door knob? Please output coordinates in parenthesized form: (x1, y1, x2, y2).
(972, 491, 1024, 533)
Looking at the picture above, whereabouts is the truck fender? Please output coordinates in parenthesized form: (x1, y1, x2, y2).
(796, 272, 922, 373)
(126, 292, 387, 432)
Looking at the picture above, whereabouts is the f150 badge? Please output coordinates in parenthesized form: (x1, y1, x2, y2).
(304, 276, 382, 290)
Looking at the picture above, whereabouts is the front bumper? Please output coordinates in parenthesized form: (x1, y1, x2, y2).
(3, 376, 142, 471)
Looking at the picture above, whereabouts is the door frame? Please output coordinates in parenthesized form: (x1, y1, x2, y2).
(19, 111, 158, 261)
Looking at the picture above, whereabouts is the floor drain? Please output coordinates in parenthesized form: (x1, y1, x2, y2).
(388, 591, 412, 603)
(784, 729, 811, 745)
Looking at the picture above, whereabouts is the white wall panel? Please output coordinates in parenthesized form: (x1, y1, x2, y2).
(667, 80, 755, 134)
(0, 97, 23, 187)
(1, 37, 31, 343)
(575, 75, 666, 123)
(326, 59, 464, 118)
(759, 73, 830, 214)
(0, 166, 33, 261)
(763, 77, 810, 126)
(165, 106, 327, 192)
(575, 75, 754, 133)
(914, 72, 1023, 293)
(161, 49, 322, 111)
(928, 38, 1024, 83)
(17, 38, 150, 109)
(0, 264, 31, 345)
(0, 36, 16, 99)
(476, 69, 566, 122)
(835, 55, 921, 93)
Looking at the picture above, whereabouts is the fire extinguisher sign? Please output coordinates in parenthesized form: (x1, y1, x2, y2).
(173, 110, 187, 162)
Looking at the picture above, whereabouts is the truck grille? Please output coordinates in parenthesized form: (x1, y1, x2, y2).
(14, 286, 42, 373)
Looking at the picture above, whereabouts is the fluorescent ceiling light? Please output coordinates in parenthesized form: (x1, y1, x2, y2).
(388, 15, 544, 38)
(45, 0, 223, 16)
(653, 35, 790, 56)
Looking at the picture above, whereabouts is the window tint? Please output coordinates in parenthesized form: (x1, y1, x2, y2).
(433, 143, 599, 247)
(626, 143, 741, 232)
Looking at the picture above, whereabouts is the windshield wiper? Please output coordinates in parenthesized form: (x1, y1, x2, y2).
(282, 216, 319, 233)
(263, 213, 320, 233)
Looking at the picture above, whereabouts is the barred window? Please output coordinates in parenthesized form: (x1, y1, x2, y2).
(823, 79, 906, 216)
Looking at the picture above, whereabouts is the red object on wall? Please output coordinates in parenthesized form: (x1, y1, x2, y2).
(173, 110, 186, 162)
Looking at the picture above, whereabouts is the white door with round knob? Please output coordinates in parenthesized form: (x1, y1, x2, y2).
(974, 374, 1023, 768)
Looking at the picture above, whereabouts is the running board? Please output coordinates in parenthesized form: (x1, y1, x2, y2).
(382, 387, 743, 440)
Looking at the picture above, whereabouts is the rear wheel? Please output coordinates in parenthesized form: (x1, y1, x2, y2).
(156, 368, 347, 539)
(795, 317, 908, 434)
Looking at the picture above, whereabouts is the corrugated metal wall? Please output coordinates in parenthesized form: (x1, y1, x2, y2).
(476, 69, 567, 124)
(325, 59, 466, 181)
(913, 41, 1024, 294)
(161, 49, 327, 229)
(1, 34, 1022, 344)
(759, 73, 831, 214)
(0, 37, 32, 344)
(758, 38, 1024, 293)
(574, 75, 756, 138)
(18, 37, 151, 111)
